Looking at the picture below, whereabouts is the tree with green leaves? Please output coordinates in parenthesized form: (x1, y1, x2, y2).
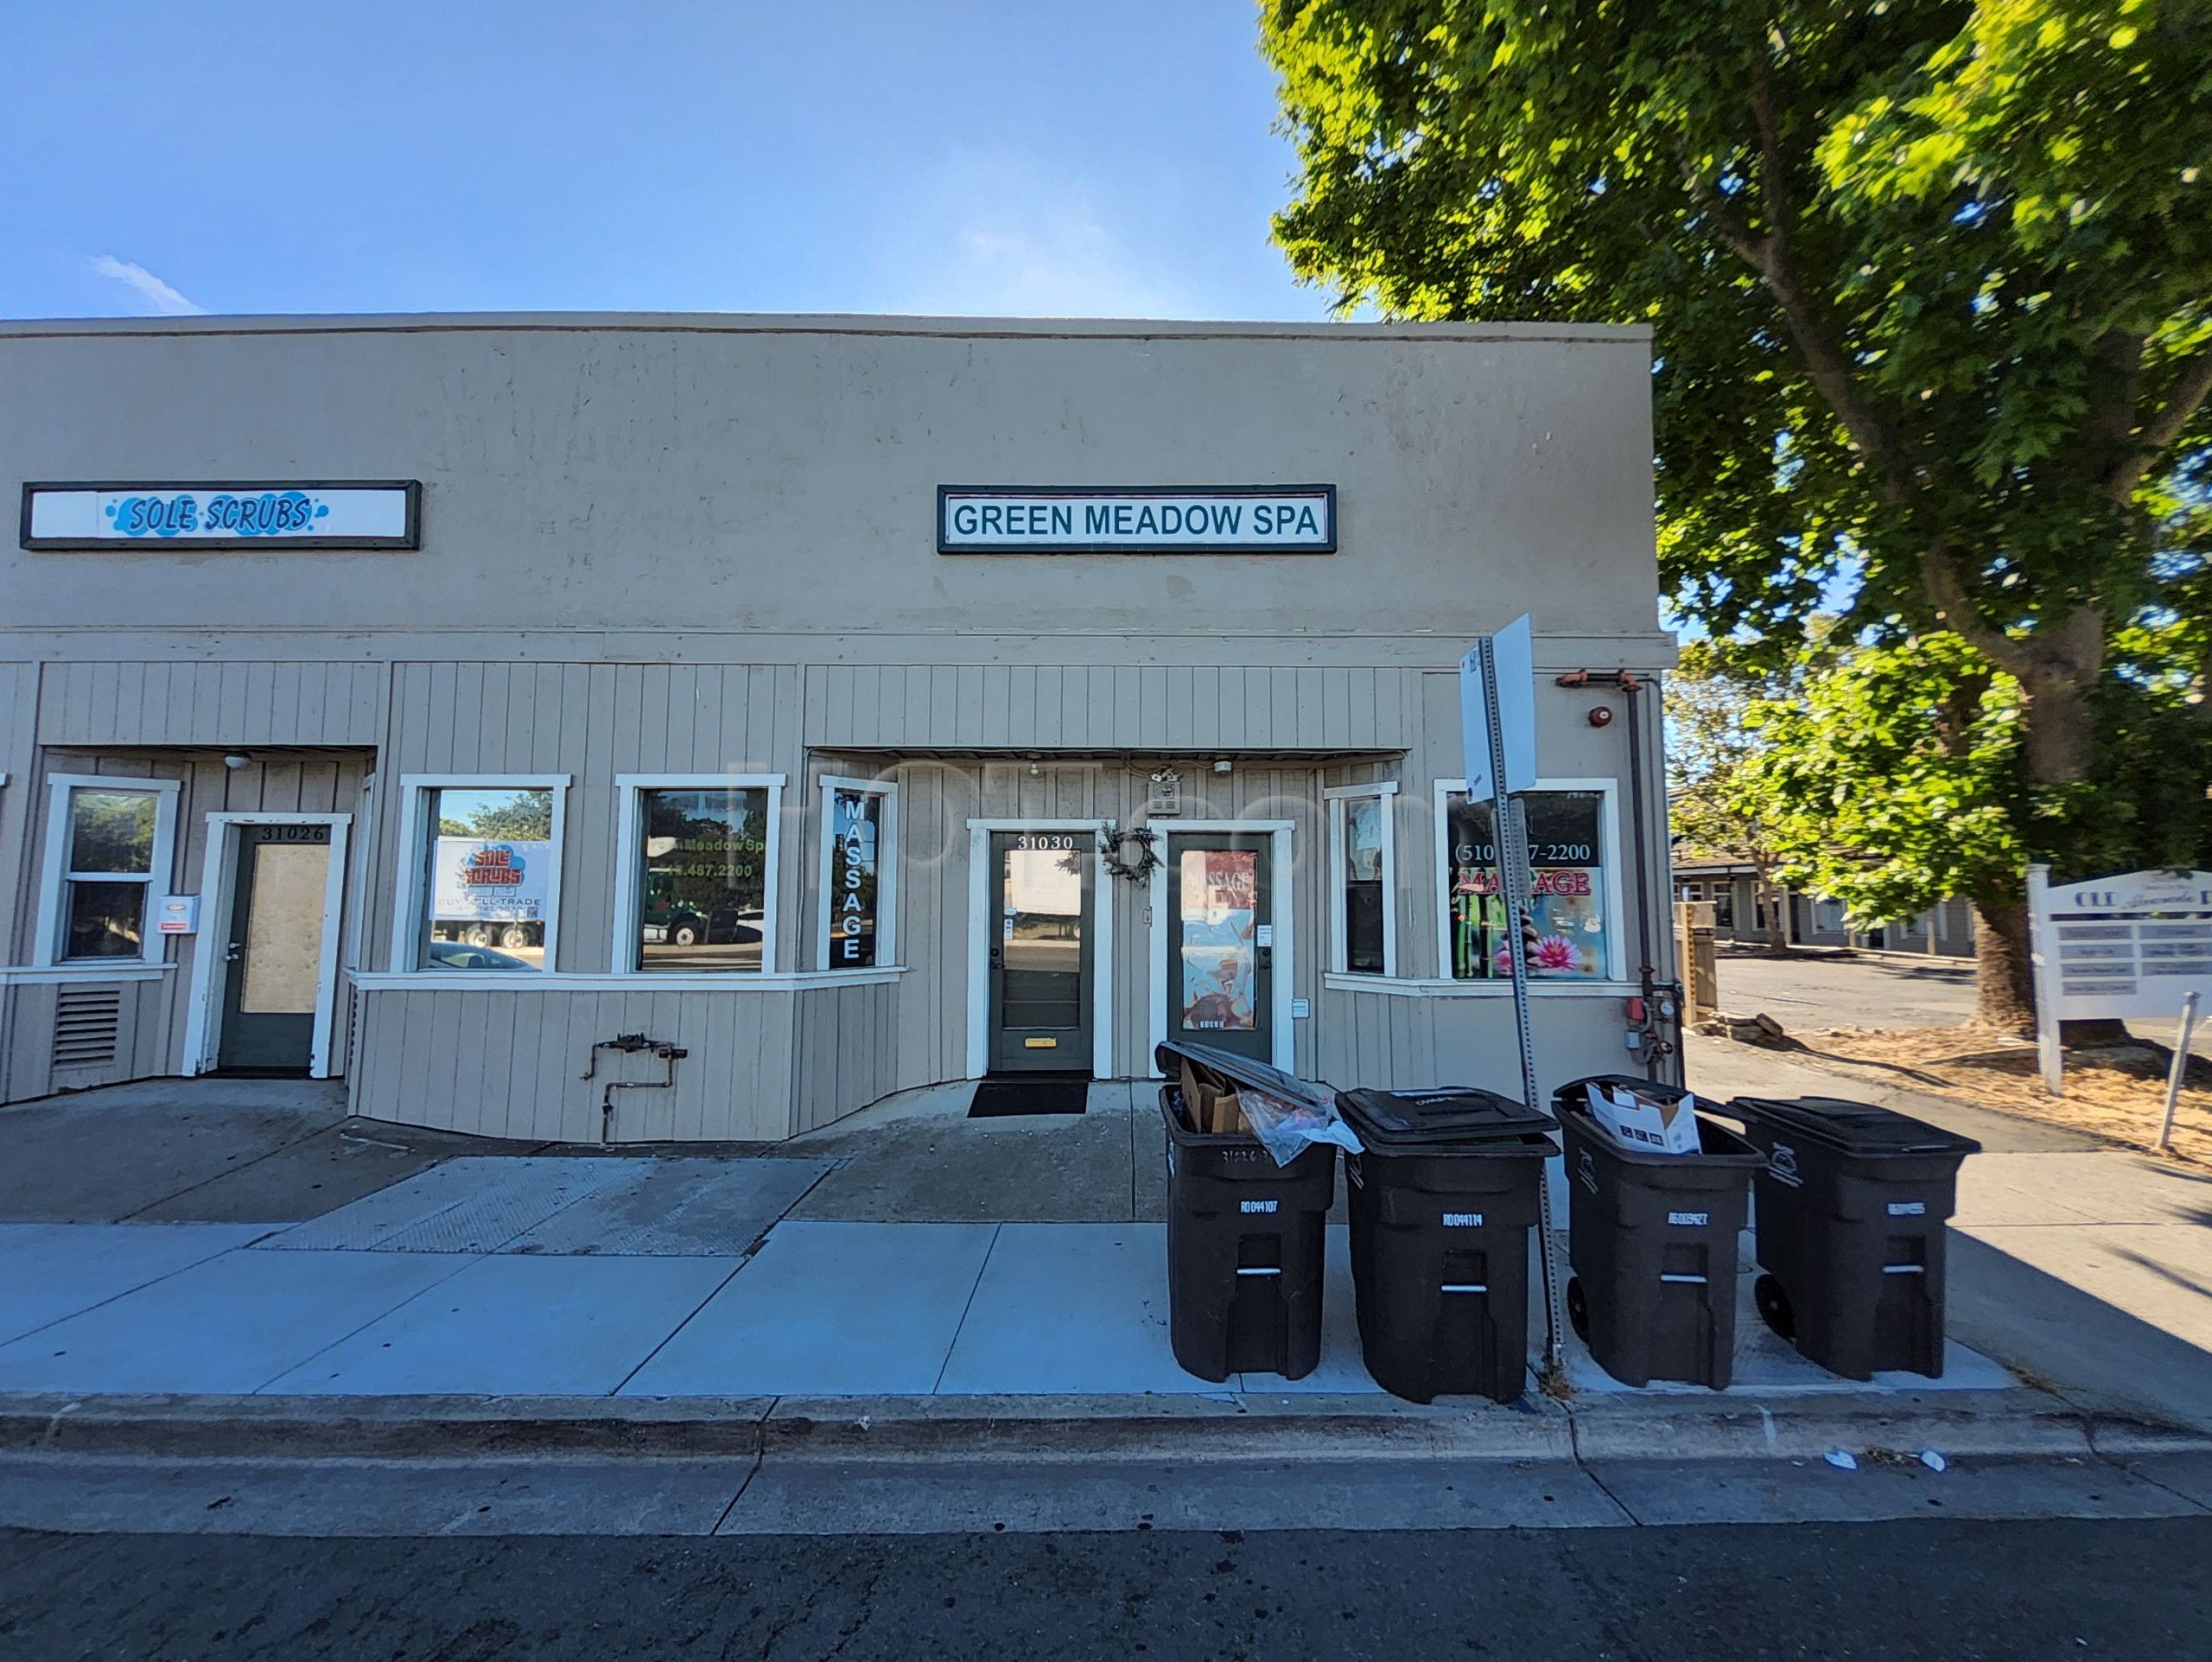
(1263, 0, 2212, 1023)
(1667, 641, 1800, 948)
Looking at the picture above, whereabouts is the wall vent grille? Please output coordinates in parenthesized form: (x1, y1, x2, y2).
(53, 987, 124, 1068)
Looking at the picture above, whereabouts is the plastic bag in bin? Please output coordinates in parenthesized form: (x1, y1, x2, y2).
(1239, 1082, 1363, 1167)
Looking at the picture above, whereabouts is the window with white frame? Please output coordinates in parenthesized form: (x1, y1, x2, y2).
(1437, 784, 1617, 982)
(395, 777, 566, 973)
(1327, 783, 1396, 976)
(614, 775, 782, 974)
(37, 775, 180, 965)
(819, 777, 896, 970)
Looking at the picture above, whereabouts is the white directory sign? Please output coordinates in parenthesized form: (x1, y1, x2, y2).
(939, 486, 1334, 553)
(22, 482, 420, 550)
(2029, 864, 2212, 1092)
(432, 837, 554, 923)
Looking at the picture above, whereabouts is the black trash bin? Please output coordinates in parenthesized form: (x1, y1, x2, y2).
(1156, 1041, 1338, 1383)
(1729, 1096, 1980, 1379)
(1554, 1075, 1763, 1389)
(1336, 1086, 1555, 1404)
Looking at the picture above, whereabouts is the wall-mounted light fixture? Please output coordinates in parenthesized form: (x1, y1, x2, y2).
(222, 752, 251, 771)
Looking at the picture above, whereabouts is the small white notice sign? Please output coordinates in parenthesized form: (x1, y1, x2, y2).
(2029, 864, 2212, 1093)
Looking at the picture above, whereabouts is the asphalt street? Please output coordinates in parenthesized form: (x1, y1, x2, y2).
(1715, 947, 2210, 1057)
(3, 1517, 2204, 1661)
(1716, 949, 1977, 1029)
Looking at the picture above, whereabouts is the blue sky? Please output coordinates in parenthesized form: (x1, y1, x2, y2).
(0, 1, 1332, 322)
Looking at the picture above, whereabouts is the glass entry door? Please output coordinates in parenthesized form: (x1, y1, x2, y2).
(217, 824, 333, 1073)
(988, 831, 1094, 1073)
(1166, 833, 1273, 1064)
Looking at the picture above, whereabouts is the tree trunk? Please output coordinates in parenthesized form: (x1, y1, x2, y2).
(1974, 901, 2133, 1045)
(2009, 656, 2138, 1045)
(1973, 901, 2036, 1035)
(2019, 666, 2101, 786)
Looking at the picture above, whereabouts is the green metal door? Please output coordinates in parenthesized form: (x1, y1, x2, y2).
(988, 830, 1094, 1073)
(216, 825, 331, 1073)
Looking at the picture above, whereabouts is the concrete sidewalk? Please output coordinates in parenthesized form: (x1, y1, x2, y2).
(3, 1066, 2207, 1461)
(1685, 1034, 2212, 1433)
(0, 1207, 2018, 1405)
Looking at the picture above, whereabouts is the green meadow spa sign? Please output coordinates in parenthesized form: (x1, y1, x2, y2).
(938, 486, 1335, 554)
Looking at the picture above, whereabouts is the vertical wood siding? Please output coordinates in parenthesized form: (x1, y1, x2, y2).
(8, 645, 1671, 1127)
(803, 664, 1420, 753)
(0, 664, 38, 977)
(34, 661, 384, 747)
(369, 662, 806, 973)
(352, 987, 799, 1142)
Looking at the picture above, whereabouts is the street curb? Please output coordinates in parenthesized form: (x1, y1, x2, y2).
(758, 1393, 1575, 1463)
(6, 1387, 2201, 1465)
(1561, 1389, 2158, 1462)
(0, 1394, 779, 1460)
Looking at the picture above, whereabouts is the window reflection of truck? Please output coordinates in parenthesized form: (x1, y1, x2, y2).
(432, 919, 543, 951)
(639, 871, 763, 948)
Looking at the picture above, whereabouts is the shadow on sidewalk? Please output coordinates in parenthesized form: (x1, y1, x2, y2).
(1948, 1231, 2212, 1434)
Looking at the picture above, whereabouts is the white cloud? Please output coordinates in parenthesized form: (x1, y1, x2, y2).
(879, 153, 1201, 320)
(87, 255, 205, 315)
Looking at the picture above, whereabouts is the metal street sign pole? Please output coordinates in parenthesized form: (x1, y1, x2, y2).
(2158, 989, 2201, 1153)
(1475, 630, 1566, 1382)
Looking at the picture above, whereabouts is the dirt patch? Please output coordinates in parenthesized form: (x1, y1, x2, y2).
(1786, 1023, 2212, 1168)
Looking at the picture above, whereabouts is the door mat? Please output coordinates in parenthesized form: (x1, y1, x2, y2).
(968, 1076, 1090, 1118)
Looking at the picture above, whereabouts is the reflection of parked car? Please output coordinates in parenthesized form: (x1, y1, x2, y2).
(432, 920, 543, 952)
(640, 894, 763, 948)
(428, 939, 533, 971)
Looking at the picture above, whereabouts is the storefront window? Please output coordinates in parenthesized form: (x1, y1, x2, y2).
(1338, 793, 1390, 975)
(421, 786, 555, 971)
(634, 786, 769, 971)
(61, 788, 160, 960)
(822, 783, 893, 969)
(1443, 789, 1612, 981)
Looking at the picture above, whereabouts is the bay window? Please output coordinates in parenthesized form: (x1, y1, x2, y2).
(1437, 783, 1618, 983)
(614, 775, 783, 974)
(390, 775, 568, 975)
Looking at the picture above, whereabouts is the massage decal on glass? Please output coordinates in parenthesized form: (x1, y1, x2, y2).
(1446, 791, 1611, 981)
(1179, 850, 1259, 1031)
(828, 789, 881, 968)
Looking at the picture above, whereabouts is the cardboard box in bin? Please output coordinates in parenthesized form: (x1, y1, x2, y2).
(1589, 1081, 1701, 1156)
(1179, 1056, 1253, 1137)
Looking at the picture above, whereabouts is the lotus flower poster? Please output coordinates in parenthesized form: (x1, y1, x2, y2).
(1446, 790, 1610, 981)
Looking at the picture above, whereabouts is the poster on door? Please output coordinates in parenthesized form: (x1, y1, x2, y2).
(1179, 850, 1257, 1032)
(431, 838, 552, 922)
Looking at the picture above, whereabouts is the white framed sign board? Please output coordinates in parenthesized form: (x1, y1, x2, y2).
(2028, 864, 2212, 1093)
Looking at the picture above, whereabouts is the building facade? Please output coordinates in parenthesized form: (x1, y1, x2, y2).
(0, 314, 1677, 1139)
(1673, 860, 1976, 958)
